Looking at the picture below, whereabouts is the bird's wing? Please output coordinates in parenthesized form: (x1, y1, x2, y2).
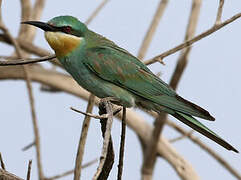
(83, 46, 214, 120)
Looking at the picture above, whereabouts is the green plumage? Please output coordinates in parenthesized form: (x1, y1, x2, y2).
(23, 15, 238, 153)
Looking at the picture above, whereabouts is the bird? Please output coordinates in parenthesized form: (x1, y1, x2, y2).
(22, 15, 238, 153)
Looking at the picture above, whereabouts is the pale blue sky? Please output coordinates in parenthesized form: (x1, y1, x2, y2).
(0, 1, 240, 179)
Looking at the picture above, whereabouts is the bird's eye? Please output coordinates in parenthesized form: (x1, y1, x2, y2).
(63, 26, 72, 34)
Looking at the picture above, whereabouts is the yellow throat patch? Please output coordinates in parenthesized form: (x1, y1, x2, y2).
(44, 32, 83, 57)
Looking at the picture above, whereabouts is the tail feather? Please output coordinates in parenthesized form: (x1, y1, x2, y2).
(172, 112, 238, 153)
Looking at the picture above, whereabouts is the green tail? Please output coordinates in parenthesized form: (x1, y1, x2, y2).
(172, 112, 238, 153)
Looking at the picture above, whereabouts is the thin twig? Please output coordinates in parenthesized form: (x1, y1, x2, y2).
(85, 0, 109, 25)
(215, 0, 224, 25)
(169, 130, 194, 143)
(74, 94, 95, 180)
(22, 141, 35, 151)
(71, 106, 122, 119)
(117, 107, 126, 180)
(0, 152, 6, 170)
(137, 0, 168, 60)
(166, 120, 241, 180)
(45, 159, 98, 180)
(0, 55, 56, 66)
(93, 99, 114, 180)
(26, 160, 32, 180)
(145, 12, 241, 65)
(71, 106, 108, 119)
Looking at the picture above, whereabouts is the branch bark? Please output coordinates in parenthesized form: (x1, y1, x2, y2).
(74, 94, 95, 180)
(144, 12, 241, 65)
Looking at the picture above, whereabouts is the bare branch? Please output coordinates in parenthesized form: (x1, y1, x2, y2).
(45, 159, 98, 180)
(85, 0, 109, 25)
(137, 0, 168, 60)
(93, 99, 114, 180)
(0, 6, 44, 179)
(141, 112, 166, 180)
(74, 94, 95, 180)
(0, 170, 24, 180)
(18, 0, 32, 39)
(0, 153, 6, 170)
(22, 142, 35, 151)
(71, 106, 109, 119)
(169, 130, 194, 143)
(0, 55, 56, 66)
(145, 12, 241, 65)
(117, 107, 126, 180)
(169, 0, 201, 89)
(26, 0, 46, 41)
(215, 0, 225, 25)
(26, 160, 32, 180)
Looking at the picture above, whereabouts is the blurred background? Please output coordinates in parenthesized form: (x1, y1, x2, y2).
(0, 0, 240, 179)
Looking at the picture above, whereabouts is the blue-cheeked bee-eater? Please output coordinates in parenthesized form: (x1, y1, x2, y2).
(22, 15, 238, 153)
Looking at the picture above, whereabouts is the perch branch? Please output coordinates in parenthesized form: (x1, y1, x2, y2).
(93, 99, 115, 180)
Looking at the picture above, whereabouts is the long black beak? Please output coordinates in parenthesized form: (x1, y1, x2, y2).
(21, 21, 57, 32)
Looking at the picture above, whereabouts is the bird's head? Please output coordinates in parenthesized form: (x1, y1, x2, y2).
(22, 16, 87, 57)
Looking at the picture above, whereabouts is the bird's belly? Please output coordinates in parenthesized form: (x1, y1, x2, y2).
(60, 57, 135, 107)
